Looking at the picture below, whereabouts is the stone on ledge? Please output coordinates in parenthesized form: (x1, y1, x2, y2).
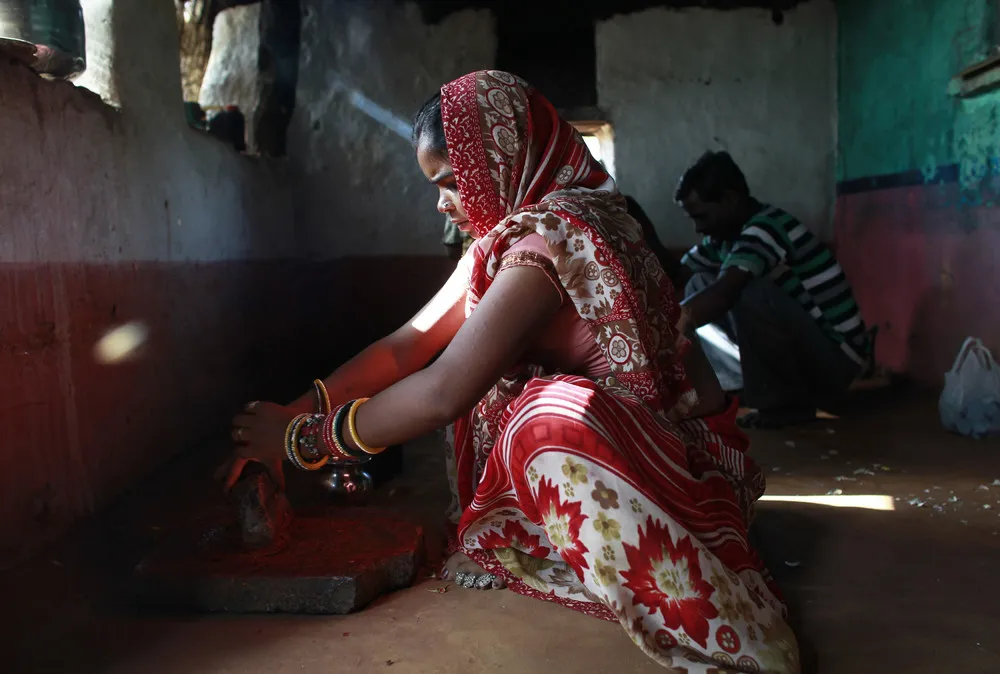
(230, 466, 292, 550)
(132, 507, 424, 614)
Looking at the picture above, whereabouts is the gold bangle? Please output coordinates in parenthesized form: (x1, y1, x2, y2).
(313, 379, 331, 414)
(346, 398, 385, 455)
(285, 413, 306, 452)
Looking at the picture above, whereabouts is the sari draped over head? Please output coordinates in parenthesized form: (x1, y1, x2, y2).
(444, 70, 695, 413)
(438, 71, 799, 674)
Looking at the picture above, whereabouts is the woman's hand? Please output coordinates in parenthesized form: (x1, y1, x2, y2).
(215, 401, 297, 493)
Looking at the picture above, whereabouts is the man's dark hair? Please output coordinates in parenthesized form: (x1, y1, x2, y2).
(412, 92, 446, 153)
(674, 151, 750, 203)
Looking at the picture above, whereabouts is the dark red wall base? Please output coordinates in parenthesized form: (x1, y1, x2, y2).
(0, 255, 454, 566)
(835, 183, 1000, 386)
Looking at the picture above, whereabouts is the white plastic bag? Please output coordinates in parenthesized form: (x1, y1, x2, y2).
(939, 337, 1000, 438)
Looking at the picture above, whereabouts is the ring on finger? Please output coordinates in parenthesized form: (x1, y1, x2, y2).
(246, 401, 260, 412)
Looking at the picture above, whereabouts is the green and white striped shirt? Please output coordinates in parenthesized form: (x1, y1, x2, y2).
(682, 205, 870, 365)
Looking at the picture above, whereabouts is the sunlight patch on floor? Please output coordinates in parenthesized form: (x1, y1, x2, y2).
(760, 494, 895, 511)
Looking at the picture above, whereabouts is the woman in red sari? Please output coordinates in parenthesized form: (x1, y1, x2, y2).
(225, 71, 799, 673)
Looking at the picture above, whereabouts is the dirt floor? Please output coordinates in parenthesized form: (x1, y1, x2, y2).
(4, 389, 1000, 673)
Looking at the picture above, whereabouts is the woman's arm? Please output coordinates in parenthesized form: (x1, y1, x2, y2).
(222, 264, 559, 491)
(346, 265, 562, 449)
(287, 252, 472, 414)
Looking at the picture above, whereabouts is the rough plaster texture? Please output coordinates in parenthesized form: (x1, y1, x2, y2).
(73, 0, 118, 106)
(597, 1, 837, 246)
(838, 0, 992, 182)
(3, 4, 291, 265)
(0, 0, 293, 565)
(839, 0, 1000, 202)
(289, 1, 496, 258)
(200, 3, 262, 124)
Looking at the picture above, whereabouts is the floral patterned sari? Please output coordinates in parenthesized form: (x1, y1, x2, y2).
(440, 70, 799, 674)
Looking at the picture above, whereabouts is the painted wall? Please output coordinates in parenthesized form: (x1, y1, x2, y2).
(0, 0, 300, 566)
(0, 0, 495, 566)
(837, 0, 992, 182)
(290, 1, 496, 258)
(280, 1, 496, 390)
(836, 0, 1000, 383)
(597, 1, 838, 248)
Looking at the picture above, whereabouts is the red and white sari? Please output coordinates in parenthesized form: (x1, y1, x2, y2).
(440, 71, 799, 674)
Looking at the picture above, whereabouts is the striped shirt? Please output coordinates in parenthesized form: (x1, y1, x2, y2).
(681, 204, 870, 365)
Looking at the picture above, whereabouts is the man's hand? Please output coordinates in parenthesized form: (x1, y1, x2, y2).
(676, 305, 692, 337)
(680, 268, 753, 329)
(674, 305, 693, 353)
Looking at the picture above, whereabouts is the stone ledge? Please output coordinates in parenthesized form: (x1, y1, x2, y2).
(132, 507, 424, 614)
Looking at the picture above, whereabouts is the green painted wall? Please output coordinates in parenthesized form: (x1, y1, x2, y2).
(838, 0, 996, 185)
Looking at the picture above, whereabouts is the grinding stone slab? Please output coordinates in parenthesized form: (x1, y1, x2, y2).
(132, 507, 424, 614)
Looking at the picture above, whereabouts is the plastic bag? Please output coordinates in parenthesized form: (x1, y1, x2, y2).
(939, 337, 1000, 438)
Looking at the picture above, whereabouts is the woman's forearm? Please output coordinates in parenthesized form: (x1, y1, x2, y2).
(344, 366, 457, 452)
(287, 333, 425, 414)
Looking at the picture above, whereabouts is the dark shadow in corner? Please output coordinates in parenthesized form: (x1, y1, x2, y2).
(255, 0, 300, 157)
(751, 506, 830, 674)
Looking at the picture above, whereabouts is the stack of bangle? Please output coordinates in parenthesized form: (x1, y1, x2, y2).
(322, 403, 365, 461)
(323, 398, 386, 459)
(285, 413, 329, 471)
(284, 389, 388, 472)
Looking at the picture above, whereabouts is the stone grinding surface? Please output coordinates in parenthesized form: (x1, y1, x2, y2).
(132, 507, 424, 614)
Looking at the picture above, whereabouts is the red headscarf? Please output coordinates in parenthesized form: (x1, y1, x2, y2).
(441, 70, 695, 416)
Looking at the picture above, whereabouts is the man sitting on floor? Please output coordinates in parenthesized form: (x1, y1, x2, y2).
(660, 151, 871, 429)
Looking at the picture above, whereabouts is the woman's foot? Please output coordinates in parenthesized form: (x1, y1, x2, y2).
(440, 551, 506, 590)
(738, 407, 816, 430)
